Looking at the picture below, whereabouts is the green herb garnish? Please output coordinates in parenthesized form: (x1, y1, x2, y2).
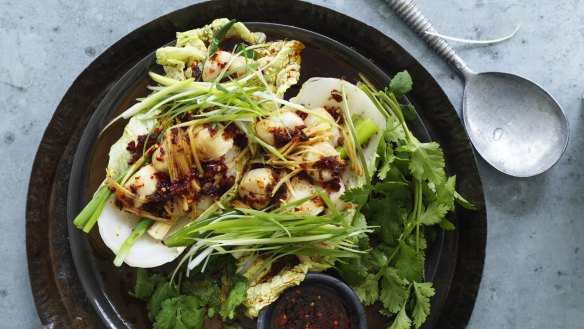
(338, 71, 473, 329)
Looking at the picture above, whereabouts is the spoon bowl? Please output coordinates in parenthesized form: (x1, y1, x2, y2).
(389, 0, 569, 177)
(463, 72, 568, 176)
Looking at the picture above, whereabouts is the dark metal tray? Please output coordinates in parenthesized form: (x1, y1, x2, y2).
(26, 1, 486, 328)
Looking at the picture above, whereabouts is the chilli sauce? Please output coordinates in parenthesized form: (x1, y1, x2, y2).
(271, 284, 350, 329)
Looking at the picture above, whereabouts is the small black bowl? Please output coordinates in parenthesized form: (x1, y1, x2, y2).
(257, 273, 367, 329)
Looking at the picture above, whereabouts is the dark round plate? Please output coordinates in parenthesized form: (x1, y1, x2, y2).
(26, 1, 487, 328)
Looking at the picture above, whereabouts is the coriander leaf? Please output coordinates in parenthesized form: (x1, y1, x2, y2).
(420, 202, 450, 226)
(389, 71, 413, 98)
(364, 198, 407, 245)
(374, 181, 410, 196)
(341, 185, 373, 205)
(380, 268, 409, 314)
(454, 190, 476, 210)
(364, 248, 390, 271)
(379, 307, 395, 318)
(181, 277, 221, 317)
(153, 296, 205, 329)
(435, 176, 456, 211)
(134, 269, 166, 300)
(419, 235, 427, 251)
(400, 103, 417, 121)
(371, 180, 411, 224)
(337, 257, 369, 286)
(438, 218, 456, 231)
(412, 282, 435, 329)
(390, 155, 412, 182)
(378, 154, 393, 181)
(380, 211, 407, 245)
(351, 211, 368, 230)
(395, 241, 424, 282)
(406, 233, 427, 251)
(387, 304, 412, 329)
(377, 137, 395, 180)
(220, 275, 248, 320)
(402, 141, 445, 186)
(353, 274, 380, 306)
(357, 230, 372, 250)
(181, 278, 220, 306)
(149, 282, 180, 321)
(377, 136, 387, 173)
(370, 194, 410, 246)
(383, 116, 407, 143)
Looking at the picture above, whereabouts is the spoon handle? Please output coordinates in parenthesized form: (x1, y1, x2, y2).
(386, 0, 474, 77)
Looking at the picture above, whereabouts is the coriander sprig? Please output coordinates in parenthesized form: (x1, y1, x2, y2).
(339, 71, 474, 329)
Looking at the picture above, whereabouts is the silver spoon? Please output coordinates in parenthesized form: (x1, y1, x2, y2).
(387, 0, 569, 177)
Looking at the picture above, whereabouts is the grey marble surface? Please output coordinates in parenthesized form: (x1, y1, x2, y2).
(1, 0, 583, 328)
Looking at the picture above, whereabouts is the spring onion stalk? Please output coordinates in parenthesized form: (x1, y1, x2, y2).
(126, 72, 291, 161)
(166, 195, 362, 247)
(336, 118, 378, 159)
(165, 209, 242, 247)
(72, 189, 108, 228)
(358, 80, 390, 120)
(165, 192, 372, 271)
(73, 168, 130, 231)
(234, 43, 259, 60)
(82, 192, 111, 233)
(101, 78, 195, 133)
(113, 218, 153, 267)
(208, 19, 236, 56)
(184, 223, 370, 271)
(316, 189, 340, 217)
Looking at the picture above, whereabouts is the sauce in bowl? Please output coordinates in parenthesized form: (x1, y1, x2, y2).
(272, 284, 350, 329)
(258, 273, 366, 329)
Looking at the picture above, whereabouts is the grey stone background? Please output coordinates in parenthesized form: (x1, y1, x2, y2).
(1, 0, 583, 328)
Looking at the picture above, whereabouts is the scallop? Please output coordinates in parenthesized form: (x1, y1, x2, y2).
(152, 145, 169, 173)
(223, 145, 241, 178)
(230, 54, 248, 76)
(238, 168, 276, 209)
(124, 164, 159, 201)
(303, 141, 344, 182)
(202, 51, 247, 82)
(98, 196, 185, 268)
(194, 195, 215, 215)
(323, 179, 348, 212)
(291, 78, 387, 189)
(304, 107, 341, 146)
(255, 111, 304, 147)
(193, 124, 234, 161)
(283, 177, 324, 216)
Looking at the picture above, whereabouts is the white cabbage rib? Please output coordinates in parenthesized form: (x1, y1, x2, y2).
(98, 196, 186, 268)
(291, 77, 386, 188)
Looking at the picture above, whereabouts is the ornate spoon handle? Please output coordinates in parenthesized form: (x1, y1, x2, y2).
(386, 0, 473, 76)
